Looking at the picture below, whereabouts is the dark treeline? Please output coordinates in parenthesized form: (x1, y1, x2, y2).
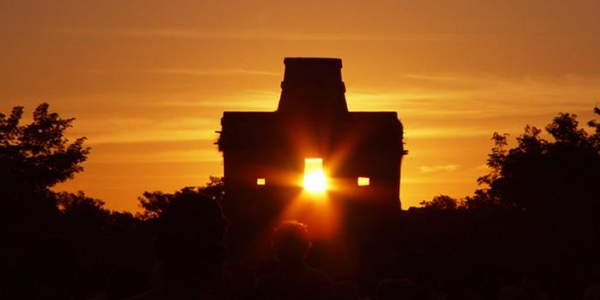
(2, 103, 600, 299)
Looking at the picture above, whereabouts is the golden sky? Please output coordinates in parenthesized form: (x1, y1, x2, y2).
(1, 0, 599, 211)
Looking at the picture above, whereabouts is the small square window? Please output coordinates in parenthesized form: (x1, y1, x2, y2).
(358, 177, 370, 186)
(257, 178, 266, 185)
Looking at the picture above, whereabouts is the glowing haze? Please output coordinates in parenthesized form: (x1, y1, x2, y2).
(1, 0, 599, 211)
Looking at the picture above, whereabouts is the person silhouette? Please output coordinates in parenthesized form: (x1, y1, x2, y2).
(129, 192, 229, 300)
(257, 220, 330, 300)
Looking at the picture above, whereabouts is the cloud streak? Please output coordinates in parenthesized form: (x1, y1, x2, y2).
(62, 68, 279, 77)
(419, 164, 459, 173)
(48, 28, 473, 42)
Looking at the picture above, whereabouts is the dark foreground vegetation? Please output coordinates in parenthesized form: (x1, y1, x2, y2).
(2, 104, 600, 299)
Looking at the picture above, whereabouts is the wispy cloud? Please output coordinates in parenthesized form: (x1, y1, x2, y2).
(62, 68, 279, 77)
(419, 164, 459, 173)
(403, 73, 467, 82)
(146, 68, 279, 76)
(78, 117, 221, 144)
(48, 28, 469, 42)
(407, 127, 492, 138)
(148, 90, 280, 110)
(349, 73, 600, 119)
(90, 148, 222, 164)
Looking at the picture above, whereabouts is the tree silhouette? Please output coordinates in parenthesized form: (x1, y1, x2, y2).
(1, 103, 90, 267)
(56, 191, 110, 236)
(137, 190, 174, 220)
(0, 103, 89, 205)
(200, 175, 225, 201)
(419, 195, 462, 210)
(137, 176, 225, 220)
(473, 108, 600, 212)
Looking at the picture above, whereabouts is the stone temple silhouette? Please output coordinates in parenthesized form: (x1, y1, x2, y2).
(218, 58, 405, 225)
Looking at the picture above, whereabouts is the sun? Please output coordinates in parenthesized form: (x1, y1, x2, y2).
(303, 158, 327, 193)
(303, 169, 327, 193)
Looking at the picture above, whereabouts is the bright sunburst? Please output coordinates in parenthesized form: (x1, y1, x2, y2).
(303, 158, 327, 193)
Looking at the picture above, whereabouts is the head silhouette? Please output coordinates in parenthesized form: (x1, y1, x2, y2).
(154, 192, 227, 282)
(272, 220, 311, 268)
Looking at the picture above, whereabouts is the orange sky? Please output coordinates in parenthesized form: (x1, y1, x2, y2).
(1, 0, 599, 211)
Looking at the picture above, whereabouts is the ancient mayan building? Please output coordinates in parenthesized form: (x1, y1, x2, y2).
(218, 58, 405, 225)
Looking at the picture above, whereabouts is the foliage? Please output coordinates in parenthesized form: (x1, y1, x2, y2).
(419, 195, 463, 210)
(137, 176, 224, 220)
(473, 108, 600, 211)
(56, 191, 110, 232)
(55, 191, 115, 247)
(201, 176, 226, 201)
(0, 103, 90, 198)
(137, 191, 174, 220)
(0, 103, 90, 241)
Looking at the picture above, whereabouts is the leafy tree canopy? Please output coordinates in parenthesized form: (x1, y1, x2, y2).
(56, 191, 110, 233)
(472, 108, 600, 211)
(0, 103, 90, 199)
(419, 195, 463, 210)
(137, 176, 224, 220)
